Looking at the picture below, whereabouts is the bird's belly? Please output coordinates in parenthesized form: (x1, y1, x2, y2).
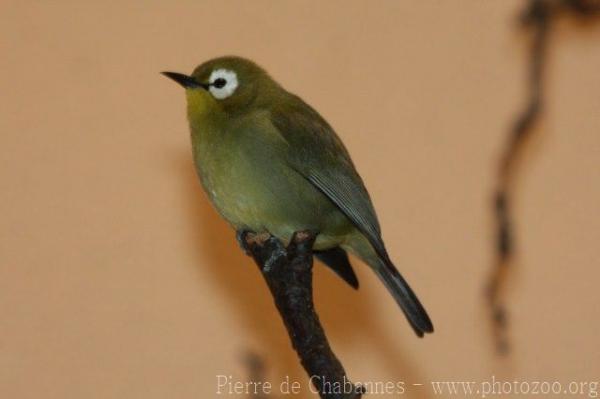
(195, 149, 351, 250)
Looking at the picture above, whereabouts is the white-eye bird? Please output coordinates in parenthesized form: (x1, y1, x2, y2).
(163, 56, 433, 336)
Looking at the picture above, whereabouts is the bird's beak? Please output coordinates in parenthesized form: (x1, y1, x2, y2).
(161, 71, 206, 89)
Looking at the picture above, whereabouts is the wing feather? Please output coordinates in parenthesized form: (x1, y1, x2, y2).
(270, 94, 390, 262)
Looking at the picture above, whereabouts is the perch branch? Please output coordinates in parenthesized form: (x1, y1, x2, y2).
(240, 230, 364, 399)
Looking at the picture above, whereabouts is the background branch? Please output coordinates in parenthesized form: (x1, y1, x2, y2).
(488, 0, 600, 354)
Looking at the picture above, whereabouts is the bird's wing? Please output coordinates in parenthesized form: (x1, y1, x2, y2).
(269, 94, 390, 263)
(269, 95, 434, 337)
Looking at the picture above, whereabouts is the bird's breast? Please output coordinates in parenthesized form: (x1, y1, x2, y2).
(189, 121, 351, 244)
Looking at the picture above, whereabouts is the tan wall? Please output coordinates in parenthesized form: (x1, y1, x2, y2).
(1, 1, 599, 398)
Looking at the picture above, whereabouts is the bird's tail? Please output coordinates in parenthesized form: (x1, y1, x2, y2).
(344, 234, 433, 337)
(372, 259, 433, 337)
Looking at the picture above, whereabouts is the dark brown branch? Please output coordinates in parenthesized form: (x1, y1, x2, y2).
(488, 0, 600, 355)
(240, 230, 364, 399)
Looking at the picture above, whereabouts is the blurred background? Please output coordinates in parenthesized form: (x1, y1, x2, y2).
(1, 1, 599, 398)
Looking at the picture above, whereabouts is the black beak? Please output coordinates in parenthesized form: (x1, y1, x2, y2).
(161, 71, 206, 89)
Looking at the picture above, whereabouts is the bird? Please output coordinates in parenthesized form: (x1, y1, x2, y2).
(162, 56, 433, 337)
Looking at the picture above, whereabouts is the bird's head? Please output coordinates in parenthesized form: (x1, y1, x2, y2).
(162, 56, 277, 119)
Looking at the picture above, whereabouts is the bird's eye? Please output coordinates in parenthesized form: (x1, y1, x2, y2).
(208, 69, 239, 100)
(213, 78, 227, 89)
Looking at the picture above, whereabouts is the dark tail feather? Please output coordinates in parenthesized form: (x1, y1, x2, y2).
(315, 247, 359, 289)
(373, 260, 434, 337)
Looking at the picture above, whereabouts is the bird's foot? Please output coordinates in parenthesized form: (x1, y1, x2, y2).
(237, 229, 318, 274)
(236, 230, 285, 273)
(236, 230, 272, 253)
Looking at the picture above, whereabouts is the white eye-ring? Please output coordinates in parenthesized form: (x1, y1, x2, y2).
(208, 69, 238, 100)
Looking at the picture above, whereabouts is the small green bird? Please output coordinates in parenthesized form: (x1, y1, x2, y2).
(163, 56, 433, 336)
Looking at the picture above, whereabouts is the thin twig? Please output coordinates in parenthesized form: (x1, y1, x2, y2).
(488, 0, 600, 355)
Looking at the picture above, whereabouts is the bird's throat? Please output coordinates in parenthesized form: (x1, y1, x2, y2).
(185, 89, 221, 127)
